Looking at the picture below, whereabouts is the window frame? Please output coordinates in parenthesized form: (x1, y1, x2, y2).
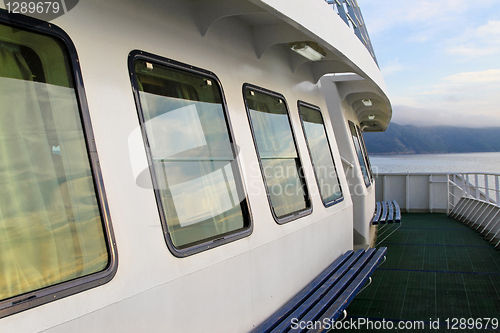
(348, 120, 372, 188)
(242, 83, 312, 224)
(0, 10, 118, 318)
(356, 124, 374, 181)
(297, 101, 344, 208)
(128, 50, 253, 257)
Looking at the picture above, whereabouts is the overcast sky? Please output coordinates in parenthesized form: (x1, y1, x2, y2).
(359, 0, 500, 128)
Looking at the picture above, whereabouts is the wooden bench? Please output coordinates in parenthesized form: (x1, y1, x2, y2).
(252, 247, 387, 333)
(372, 200, 401, 225)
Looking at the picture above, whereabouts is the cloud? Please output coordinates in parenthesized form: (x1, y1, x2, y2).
(391, 104, 500, 128)
(389, 69, 500, 127)
(357, 1, 500, 128)
(447, 44, 498, 57)
(380, 59, 403, 76)
(443, 69, 500, 84)
(446, 20, 500, 58)
(475, 20, 500, 38)
(359, 0, 496, 36)
(407, 33, 430, 43)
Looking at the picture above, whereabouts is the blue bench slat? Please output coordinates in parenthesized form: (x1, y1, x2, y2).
(393, 200, 401, 223)
(387, 202, 394, 223)
(253, 247, 387, 333)
(270, 250, 366, 333)
(252, 251, 356, 333)
(371, 202, 382, 225)
(307, 247, 387, 333)
(312, 248, 386, 329)
(380, 201, 388, 224)
(373, 201, 401, 225)
(288, 249, 377, 333)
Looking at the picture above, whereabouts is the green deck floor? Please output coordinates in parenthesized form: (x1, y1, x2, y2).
(343, 213, 500, 332)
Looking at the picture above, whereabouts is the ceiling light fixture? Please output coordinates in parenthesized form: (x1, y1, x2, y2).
(289, 42, 326, 61)
(362, 99, 372, 107)
(368, 114, 376, 120)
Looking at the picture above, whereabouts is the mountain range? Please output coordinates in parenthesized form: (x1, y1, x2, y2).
(362, 123, 500, 154)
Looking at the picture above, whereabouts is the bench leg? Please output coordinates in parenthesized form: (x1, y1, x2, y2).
(379, 255, 387, 267)
(376, 222, 402, 246)
(357, 277, 373, 295)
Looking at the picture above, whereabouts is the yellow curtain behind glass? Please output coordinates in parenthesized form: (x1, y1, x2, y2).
(0, 42, 106, 301)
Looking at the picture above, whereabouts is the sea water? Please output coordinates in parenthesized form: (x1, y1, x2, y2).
(369, 152, 500, 174)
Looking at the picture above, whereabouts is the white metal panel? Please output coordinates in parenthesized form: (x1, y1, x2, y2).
(250, 0, 388, 95)
(0, 0, 369, 331)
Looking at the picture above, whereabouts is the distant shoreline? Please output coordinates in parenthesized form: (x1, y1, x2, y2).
(369, 151, 500, 174)
(369, 150, 500, 155)
(363, 123, 500, 155)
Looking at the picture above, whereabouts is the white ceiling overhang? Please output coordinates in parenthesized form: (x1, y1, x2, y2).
(190, 0, 392, 131)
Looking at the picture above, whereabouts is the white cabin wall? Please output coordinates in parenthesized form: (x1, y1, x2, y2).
(0, 0, 355, 332)
(39, 214, 350, 333)
(319, 77, 376, 247)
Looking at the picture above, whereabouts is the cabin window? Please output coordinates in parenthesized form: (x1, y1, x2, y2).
(243, 85, 311, 223)
(349, 121, 372, 187)
(0, 18, 115, 311)
(356, 123, 374, 180)
(298, 102, 343, 206)
(130, 53, 251, 256)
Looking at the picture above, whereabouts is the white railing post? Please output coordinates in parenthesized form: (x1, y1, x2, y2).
(475, 174, 479, 199)
(464, 174, 468, 198)
(495, 175, 500, 206)
(453, 173, 458, 207)
(465, 173, 470, 197)
(485, 174, 490, 202)
(406, 173, 410, 213)
(454, 173, 459, 205)
(447, 174, 450, 215)
(383, 175, 387, 202)
(429, 175, 433, 213)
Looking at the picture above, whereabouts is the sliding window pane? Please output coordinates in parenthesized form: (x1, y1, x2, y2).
(349, 121, 371, 187)
(356, 124, 374, 179)
(245, 87, 310, 220)
(299, 103, 343, 205)
(133, 60, 249, 250)
(0, 24, 109, 301)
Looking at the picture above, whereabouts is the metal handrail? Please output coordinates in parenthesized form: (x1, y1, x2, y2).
(376, 172, 500, 177)
(448, 173, 500, 213)
(325, 0, 378, 64)
(375, 172, 500, 214)
(340, 156, 354, 169)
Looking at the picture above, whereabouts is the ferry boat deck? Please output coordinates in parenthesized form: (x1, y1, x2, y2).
(346, 213, 500, 332)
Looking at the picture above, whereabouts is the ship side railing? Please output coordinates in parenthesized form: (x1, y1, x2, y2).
(325, 0, 378, 64)
(448, 173, 500, 210)
(374, 172, 500, 214)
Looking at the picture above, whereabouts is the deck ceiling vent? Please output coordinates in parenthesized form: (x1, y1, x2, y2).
(289, 42, 326, 61)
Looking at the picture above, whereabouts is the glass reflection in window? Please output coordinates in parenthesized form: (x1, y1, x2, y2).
(0, 23, 109, 301)
(299, 103, 343, 205)
(133, 60, 249, 249)
(245, 88, 310, 220)
(349, 121, 371, 187)
(356, 123, 374, 180)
